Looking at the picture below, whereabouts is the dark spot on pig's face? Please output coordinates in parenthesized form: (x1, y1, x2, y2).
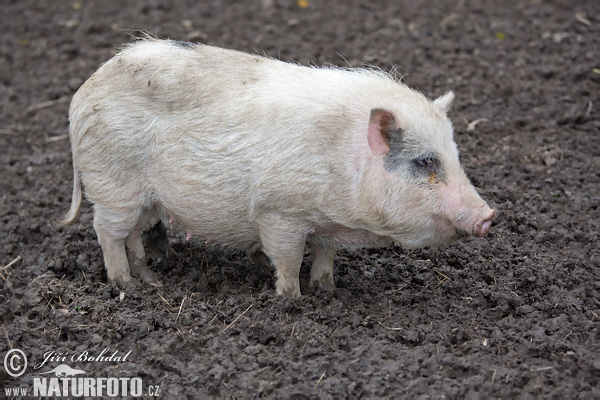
(384, 132, 446, 183)
(383, 128, 405, 170)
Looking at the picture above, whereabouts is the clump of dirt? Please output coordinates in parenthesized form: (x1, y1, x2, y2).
(1, 0, 598, 398)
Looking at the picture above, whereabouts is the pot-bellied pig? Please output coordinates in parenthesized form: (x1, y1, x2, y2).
(62, 39, 495, 298)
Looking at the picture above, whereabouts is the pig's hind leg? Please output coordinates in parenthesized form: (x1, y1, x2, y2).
(308, 242, 336, 290)
(93, 205, 140, 287)
(125, 208, 163, 286)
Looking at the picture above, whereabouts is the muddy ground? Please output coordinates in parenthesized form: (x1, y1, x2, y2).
(1, 0, 598, 398)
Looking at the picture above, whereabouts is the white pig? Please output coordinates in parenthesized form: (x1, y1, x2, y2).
(62, 39, 495, 297)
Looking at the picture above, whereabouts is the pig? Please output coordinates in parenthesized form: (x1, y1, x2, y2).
(62, 38, 495, 298)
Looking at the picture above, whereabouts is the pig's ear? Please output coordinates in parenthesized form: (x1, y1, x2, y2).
(433, 91, 455, 113)
(368, 108, 396, 156)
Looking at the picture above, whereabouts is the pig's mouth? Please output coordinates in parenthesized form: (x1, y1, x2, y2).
(391, 207, 495, 249)
(453, 227, 471, 239)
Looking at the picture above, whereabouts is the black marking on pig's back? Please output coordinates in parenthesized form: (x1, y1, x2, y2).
(171, 40, 196, 49)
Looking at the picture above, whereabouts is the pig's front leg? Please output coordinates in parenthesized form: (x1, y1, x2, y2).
(309, 243, 336, 290)
(257, 214, 308, 298)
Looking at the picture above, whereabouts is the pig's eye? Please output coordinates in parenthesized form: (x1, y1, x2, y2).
(412, 155, 442, 183)
(414, 156, 436, 170)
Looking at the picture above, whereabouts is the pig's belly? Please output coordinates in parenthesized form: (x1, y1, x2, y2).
(312, 223, 392, 249)
(152, 172, 261, 249)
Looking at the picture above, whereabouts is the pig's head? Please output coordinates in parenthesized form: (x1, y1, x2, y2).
(356, 90, 495, 248)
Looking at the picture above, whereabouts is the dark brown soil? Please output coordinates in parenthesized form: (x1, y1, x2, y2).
(1, 0, 598, 398)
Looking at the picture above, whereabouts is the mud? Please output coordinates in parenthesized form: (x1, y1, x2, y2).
(1, 0, 598, 398)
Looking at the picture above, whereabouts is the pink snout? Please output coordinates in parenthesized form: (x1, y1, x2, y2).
(473, 208, 496, 237)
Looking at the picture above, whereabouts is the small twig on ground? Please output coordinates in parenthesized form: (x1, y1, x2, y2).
(46, 134, 69, 143)
(440, 12, 458, 29)
(491, 369, 496, 384)
(4, 256, 22, 269)
(0, 268, 9, 281)
(72, 324, 94, 330)
(1, 257, 20, 281)
(377, 321, 403, 331)
(175, 295, 186, 323)
(0, 129, 17, 135)
(25, 97, 69, 114)
(291, 321, 297, 336)
(218, 304, 253, 336)
(256, 365, 269, 374)
(314, 371, 326, 388)
(385, 284, 409, 294)
(563, 329, 574, 341)
(43, 298, 53, 314)
(434, 269, 453, 282)
(301, 337, 310, 352)
(464, 117, 488, 132)
(575, 12, 591, 26)
(434, 269, 452, 288)
(157, 293, 173, 308)
(525, 193, 542, 206)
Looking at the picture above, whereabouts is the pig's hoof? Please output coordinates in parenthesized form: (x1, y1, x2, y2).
(113, 275, 142, 289)
(130, 263, 163, 287)
(276, 285, 301, 299)
(309, 275, 335, 291)
(309, 282, 335, 294)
